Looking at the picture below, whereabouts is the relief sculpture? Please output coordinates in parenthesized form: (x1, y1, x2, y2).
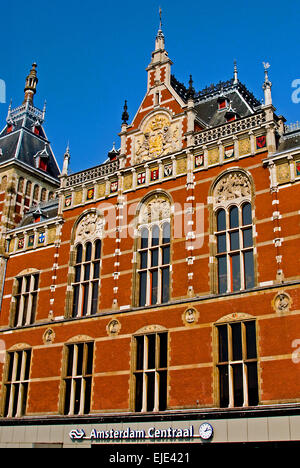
(135, 114, 181, 163)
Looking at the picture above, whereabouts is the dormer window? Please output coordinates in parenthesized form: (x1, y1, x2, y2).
(34, 126, 41, 136)
(218, 98, 228, 110)
(39, 157, 48, 171)
(225, 107, 239, 122)
(226, 112, 236, 122)
(34, 146, 49, 172)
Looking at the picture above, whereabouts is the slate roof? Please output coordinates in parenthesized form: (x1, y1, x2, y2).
(19, 198, 59, 227)
(171, 75, 262, 127)
(276, 130, 300, 153)
(0, 103, 60, 181)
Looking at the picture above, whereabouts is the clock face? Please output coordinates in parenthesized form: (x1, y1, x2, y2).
(199, 423, 213, 440)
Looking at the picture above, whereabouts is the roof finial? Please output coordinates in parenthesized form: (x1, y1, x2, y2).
(23, 62, 38, 104)
(122, 99, 129, 125)
(42, 100, 47, 120)
(262, 61, 272, 106)
(159, 6, 162, 30)
(155, 6, 165, 50)
(187, 74, 195, 100)
(233, 60, 238, 84)
(62, 142, 70, 176)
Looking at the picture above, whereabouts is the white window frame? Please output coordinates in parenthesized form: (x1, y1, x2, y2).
(13, 273, 39, 327)
(72, 240, 101, 317)
(63, 342, 94, 416)
(4, 349, 31, 417)
(137, 221, 171, 307)
(133, 332, 168, 413)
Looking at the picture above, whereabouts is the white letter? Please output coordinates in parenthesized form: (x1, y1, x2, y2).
(292, 339, 300, 363)
(291, 79, 300, 104)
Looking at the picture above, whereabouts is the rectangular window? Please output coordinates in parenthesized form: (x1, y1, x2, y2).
(138, 223, 171, 307)
(133, 332, 168, 412)
(63, 342, 94, 415)
(216, 320, 258, 408)
(4, 349, 31, 417)
(13, 273, 39, 327)
(72, 241, 101, 318)
(216, 204, 254, 294)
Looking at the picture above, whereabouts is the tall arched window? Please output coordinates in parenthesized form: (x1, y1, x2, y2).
(68, 211, 104, 318)
(136, 194, 171, 307)
(213, 171, 255, 294)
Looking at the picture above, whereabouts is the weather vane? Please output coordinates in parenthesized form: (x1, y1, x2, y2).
(159, 6, 162, 29)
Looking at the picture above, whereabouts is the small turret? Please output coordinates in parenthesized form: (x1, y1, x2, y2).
(23, 63, 38, 104)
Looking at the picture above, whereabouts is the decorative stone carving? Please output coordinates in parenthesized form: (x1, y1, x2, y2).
(139, 195, 171, 224)
(106, 319, 121, 336)
(273, 292, 292, 313)
(135, 324, 166, 334)
(182, 307, 199, 326)
(135, 113, 181, 163)
(214, 171, 251, 206)
(276, 163, 290, 184)
(43, 328, 55, 345)
(75, 212, 104, 243)
(215, 312, 253, 323)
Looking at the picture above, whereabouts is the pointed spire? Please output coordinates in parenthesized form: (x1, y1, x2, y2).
(62, 143, 70, 176)
(155, 6, 165, 51)
(262, 61, 272, 106)
(42, 100, 47, 121)
(23, 63, 38, 104)
(6, 99, 12, 123)
(122, 100, 129, 124)
(233, 60, 238, 84)
(187, 75, 195, 100)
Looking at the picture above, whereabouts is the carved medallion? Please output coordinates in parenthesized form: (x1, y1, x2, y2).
(273, 292, 292, 313)
(107, 319, 121, 336)
(182, 307, 199, 326)
(43, 328, 55, 345)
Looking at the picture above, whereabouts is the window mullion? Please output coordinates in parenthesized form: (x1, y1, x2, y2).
(79, 378, 86, 415)
(87, 261, 93, 315)
(240, 228, 245, 290)
(154, 371, 160, 412)
(142, 336, 148, 412)
(25, 276, 34, 325)
(242, 362, 249, 407)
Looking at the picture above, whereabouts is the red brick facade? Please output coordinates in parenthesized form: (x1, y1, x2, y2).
(0, 26, 300, 446)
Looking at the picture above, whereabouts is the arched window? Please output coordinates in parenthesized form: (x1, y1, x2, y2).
(136, 195, 171, 307)
(33, 184, 39, 202)
(68, 211, 104, 318)
(1, 175, 7, 191)
(213, 172, 255, 294)
(17, 177, 24, 194)
(25, 180, 32, 197)
(40, 187, 47, 202)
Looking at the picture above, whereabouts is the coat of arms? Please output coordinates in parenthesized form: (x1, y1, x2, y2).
(135, 113, 181, 162)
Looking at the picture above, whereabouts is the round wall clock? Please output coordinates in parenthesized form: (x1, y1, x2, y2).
(199, 423, 213, 440)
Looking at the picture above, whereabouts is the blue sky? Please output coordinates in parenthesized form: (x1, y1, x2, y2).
(0, 0, 299, 173)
